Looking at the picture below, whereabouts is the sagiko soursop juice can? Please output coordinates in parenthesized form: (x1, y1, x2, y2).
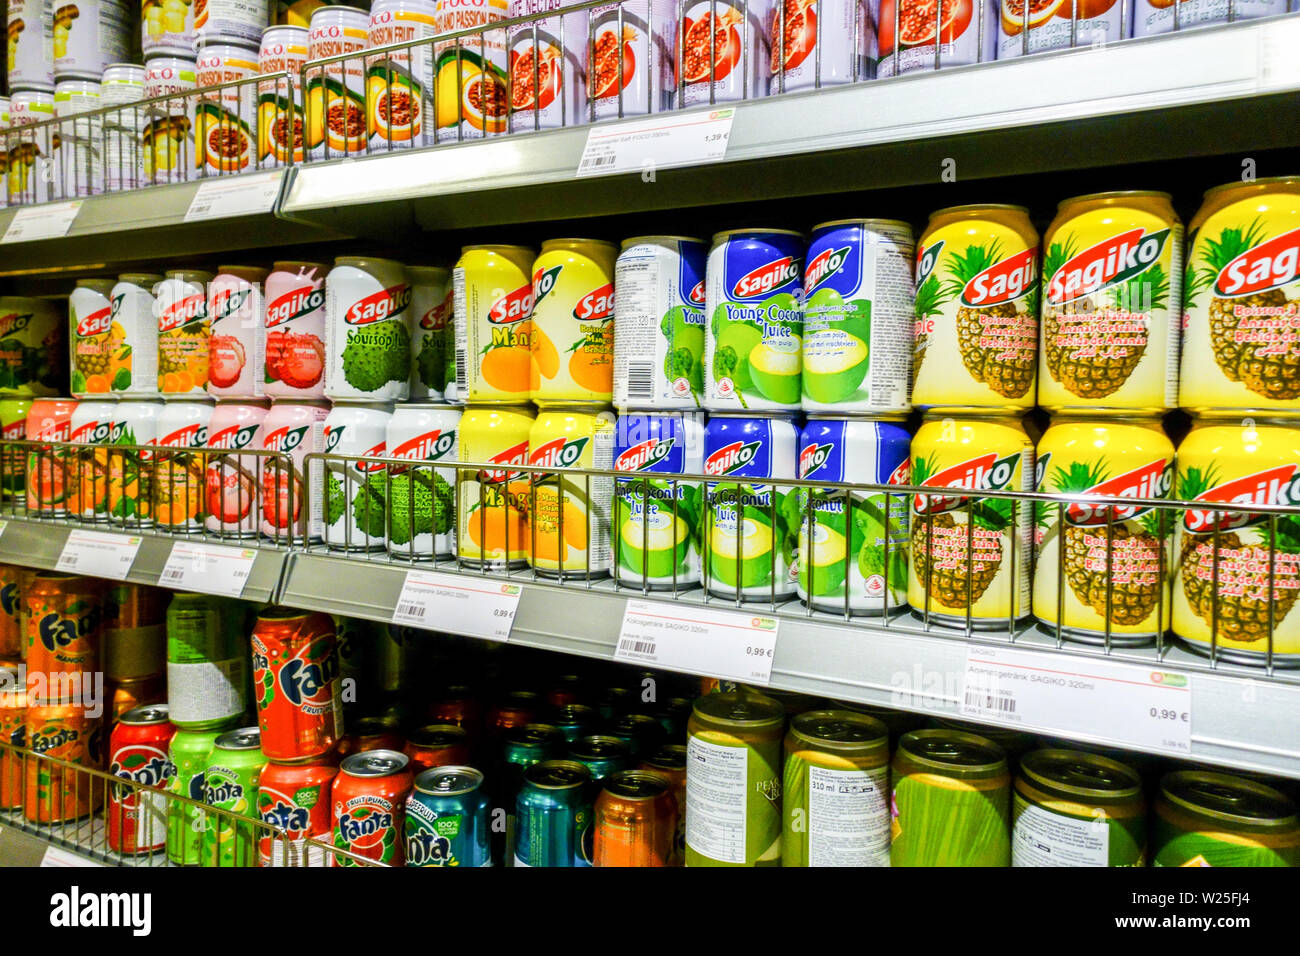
(386, 403, 460, 560)
(325, 256, 413, 403)
(321, 401, 394, 551)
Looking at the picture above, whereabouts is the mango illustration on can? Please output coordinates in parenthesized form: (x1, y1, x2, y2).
(529, 239, 618, 404)
(457, 404, 534, 568)
(452, 245, 536, 404)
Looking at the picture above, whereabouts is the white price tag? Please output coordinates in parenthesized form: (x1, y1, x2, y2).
(962, 645, 1192, 755)
(160, 541, 257, 597)
(2, 201, 83, 243)
(184, 171, 282, 221)
(616, 599, 778, 684)
(55, 529, 143, 580)
(0, 519, 8, 540)
(576, 108, 734, 178)
(391, 571, 520, 642)
(40, 846, 104, 867)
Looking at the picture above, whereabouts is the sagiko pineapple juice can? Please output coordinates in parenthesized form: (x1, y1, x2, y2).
(1172, 416, 1300, 667)
(912, 204, 1039, 410)
(1033, 417, 1174, 646)
(909, 413, 1034, 627)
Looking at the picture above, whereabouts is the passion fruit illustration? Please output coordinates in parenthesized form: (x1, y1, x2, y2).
(434, 52, 507, 134)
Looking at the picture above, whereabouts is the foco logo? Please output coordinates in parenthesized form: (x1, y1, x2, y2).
(961, 247, 1036, 308)
(915, 240, 944, 286)
(1047, 228, 1170, 305)
(158, 424, 204, 448)
(267, 286, 324, 327)
(0, 312, 32, 337)
(489, 283, 535, 324)
(574, 284, 614, 321)
(530, 436, 590, 470)
(1214, 226, 1300, 297)
(70, 420, 111, 444)
(1065, 459, 1172, 525)
(266, 424, 308, 454)
(76, 306, 112, 338)
(158, 293, 207, 333)
(732, 257, 800, 299)
(420, 294, 451, 331)
(480, 439, 529, 483)
(1183, 464, 1300, 534)
(346, 284, 411, 324)
(615, 437, 673, 472)
(209, 423, 259, 450)
(391, 429, 455, 462)
(704, 440, 760, 477)
(803, 245, 851, 293)
(914, 452, 1021, 514)
(533, 265, 562, 306)
(798, 442, 833, 478)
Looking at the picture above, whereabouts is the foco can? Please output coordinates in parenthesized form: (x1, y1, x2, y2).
(102, 583, 166, 680)
(672, 0, 769, 107)
(1153, 770, 1299, 867)
(526, 405, 616, 578)
(530, 239, 618, 404)
(70, 278, 118, 397)
(53, 78, 103, 198)
(257, 757, 335, 867)
(157, 269, 215, 396)
(141, 55, 197, 185)
(107, 397, 164, 525)
(201, 726, 267, 868)
(802, 219, 913, 413)
(195, 0, 272, 46)
(613, 411, 704, 589)
(0, 665, 25, 808)
(878, 0, 996, 76)
(457, 405, 534, 566)
(613, 236, 708, 410)
(432, 0, 510, 143)
(1180, 177, 1300, 414)
(909, 413, 1034, 626)
(782, 709, 890, 867)
(770, 0, 876, 92)
(305, 5, 369, 160)
(912, 204, 1039, 409)
(153, 398, 213, 533)
(260, 398, 328, 541)
(6, 91, 55, 207)
(1033, 417, 1174, 645)
(23, 572, 101, 701)
(0, 567, 22, 660)
(0, 399, 33, 498)
(107, 703, 177, 855)
(452, 244, 537, 404)
(593, 769, 677, 867)
(1012, 748, 1145, 867)
(25, 702, 104, 823)
(1133, 0, 1284, 37)
(998, 0, 1131, 57)
(109, 273, 163, 397)
(385, 402, 460, 559)
(208, 265, 269, 399)
(704, 229, 805, 412)
(204, 399, 270, 536)
(507, 0, 587, 133)
(258, 24, 309, 166)
(325, 256, 412, 403)
(55, 0, 132, 78)
(251, 607, 341, 760)
(406, 765, 492, 866)
(404, 724, 471, 770)
(25, 397, 77, 517)
(101, 64, 147, 193)
(166, 593, 248, 728)
(264, 260, 329, 398)
(703, 412, 799, 601)
(166, 721, 235, 865)
(1173, 418, 1300, 666)
(143, 0, 196, 53)
(331, 749, 414, 866)
(194, 41, 260, 177)
(366, 0, 437, 151)
(685, 691, 784, 867)
(0, 295, 63, 397)
(7, 0, 54, 90)
(67, 397, 115, 521)
(321, 401, 393, 550)
(514, 759, 594, 867)
(589, 0, 673, 119)
(1039, 191, 1183, 412)
(797, 416, 910, 614)
(408, 266, 452, 401)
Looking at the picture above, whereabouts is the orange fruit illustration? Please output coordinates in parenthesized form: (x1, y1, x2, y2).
(481, 345, 531, 394)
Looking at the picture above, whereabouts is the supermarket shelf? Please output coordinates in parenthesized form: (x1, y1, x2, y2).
(0, 811, 143, 868)
(280, 16, 1300, 234)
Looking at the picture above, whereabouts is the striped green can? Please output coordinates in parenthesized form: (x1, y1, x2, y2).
(1153, 771, 1299, 868)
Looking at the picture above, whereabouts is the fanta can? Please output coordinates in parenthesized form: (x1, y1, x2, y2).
(250, 607, 342, 761)
(201, 726, 267, 868)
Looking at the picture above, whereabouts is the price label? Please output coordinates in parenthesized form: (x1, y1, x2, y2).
(391, 570, 521, 642)
(0, 520, 8, 540)
(2, 201, 83, 243)
(160, 541, 257, 597)
(962, 645, 1192, 755)
(616, 599, 778, 684)
(40, 846, 103, 867)
(576, 108, 734, 178)
(184, 171, 282, 221)
(55, 529, 143, 580)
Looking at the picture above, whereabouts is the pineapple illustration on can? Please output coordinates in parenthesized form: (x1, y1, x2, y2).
(1173, 418, 1300, 666)
(909, 414, 1034, 627)
(1033, 417, 1175, 645)
(912, 204, 1039, 409)
(69, 279, 119, 398)
(108, 274, 163, 397)
(1179, 177, 1300, 414)
(1039, 191, 1183, 412)
(156, 270, 215, 396)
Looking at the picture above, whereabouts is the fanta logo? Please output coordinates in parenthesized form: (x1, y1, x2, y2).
(804, 246, 851, 292)
(615, 437, 674, 472)
(574, 284, 614, 321)
(338, 807, 393, 845)
(0, 582, 17, 617)
(530, 436, 589, 470)
(346, 284, 411, 325)
(1214, 226, 1300, 298)
(0, 313, 31, 337)
(209, 423, 259, 450)
(533, 265, 562, 305)
(1047, 228, 1170, 305)
(799, 442, 832, 479)
(76, 306, 112, 338)
(275, 638, 339, 708)
(688, 280, 706, 305)
(962, 247, 1036, 307)
(481, 440, 529, 483)
(158, 424, 204, 448)
(187, 772, 205, 801)
(260, 792, 311, 836)
(914, 452, 1021, 514)
(915, 241, 944, 286)
(391, 429, 455, 461)
(888, 460, 911, 485)
(38, 604, 100, 652)
(704, 440, 760, 477)
(110, 747, 175, 789)
(158, 293, 207, 332)
(266, 286, 324, 327)
(204, 777, 244, 805)
(70, 420, 111, 444)
(489, 283, 534, 324)
(420, 296, 451, 331)
(356, 440, 388, 473)
(266, 425, 307, 453)
(1065, 459, 1172, 525)
(30, 727, 79, 753)
(732, 257, 801, 299)
(1184, 464, 1300, 533)
(406, 828, 456, 866)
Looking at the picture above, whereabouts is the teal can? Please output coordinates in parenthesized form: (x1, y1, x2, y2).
(549, 703, 599, 744)
(405, 766, 492, 867)
(568, 734, 632, 782)
(514, 760, 593, 868)
(607, 712, 667, 758)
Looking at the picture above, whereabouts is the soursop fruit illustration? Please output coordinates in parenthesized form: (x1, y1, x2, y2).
(341, 322, 410, 392)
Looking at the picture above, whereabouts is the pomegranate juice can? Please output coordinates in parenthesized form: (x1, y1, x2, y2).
(260, 398, 328, 541)
(366, 0, 438, 151)
(325, 256, 413, 403)
(251, 607, 342, 760)
(107, 703, 177, 855)
(508, 0, 587, 133)
(878, 0, 996, 76)
(205, 399, 271, 536)
(208, 265, 270, 399)
(770, 0, 877, 92)
(258, 757, 336, 866)
(1133, 0, 1284, 37)
(264, 260, 329, 399)
(321, 401, 393, 551)
(589, 0, 673, 119)
(998, 0, 1131, 57)
(305, 5, 370, 160)
(673, 0, 770, 106)
(332, 749, 414, 866)
(258, 24, 310, 167)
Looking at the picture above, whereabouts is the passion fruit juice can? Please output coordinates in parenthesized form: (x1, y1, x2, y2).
(193, 42, 259, 177)
(385, 403, 460, 559)
(909, 414, 1034, 626)
(1033, 417, 1174, 645)
(1133, 0, 1285, 36)
(613, 235, 708, 409)
(526, 405, 616, 578)
(1012, 748, 1146, 867)
(205, 399, 270, 537)
(705, 230, 805, 412)
(431, 0, 510, 143)
(70, 279, 119, 398)
(613, 411, 704, 589)
(912, 204, 1038, 409)
(672, 0, 769, 107)
(1173, 417, 1300, 666)
(452, 244, 537, 404)
(1039, 191, 1183, 412)
(408, 265, 452, 401)
(685, 690, 784, 867)
(107, 398, 164, 526)
(304, 5, 369, 160)
(201, 726, 267, 868)
(530, 239, 619, 404)
(264, 260, 329, 399)
(0, 296, 64, 397)
(998, 0, 1132, 58)
(322, 401, 393, 551)
(258, 25, 309, 167)
(157, 270, 215, 397)
(1180, 177, 1300, 414)
(589, 0, 674, 119)
(260, 399, 328, 541)
(878, 0, 996, 76)
(507, 0, 587, 134)
(798, 416, 910, 614)
(326, 256, 413, 402)
(365, 0, 437, 152)
(457, 404, 534, 567)
(1153, 770, 1299, 867)
(109, 274, 163, 397)
(67, 398, 115, 521)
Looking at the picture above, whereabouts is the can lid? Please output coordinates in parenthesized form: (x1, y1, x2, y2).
(396, 402, 460, 412)
(568, 735, 631, 760)
(217, 265, 271, 282)
(524, 759, 591, 790)
(262, 23, 310, 35)
(504, 723, 564, 748)
(789, 710, 889, 754)
(497, 689, 541, 707)
(1055, 189, 1174, 210)
(620, 235, 707, 248)
(120, 703, 171, 726)
(197, 37, 260, 53)
(711, 228, 804, 243)
(414, 764, 483, 796)
(272, 260, 329, 274)
(103, 63, 148, 74)
(641, 744, 687, 771)
(691, 690, 785, 729)
(75, 278, 116, 294)
(931, 718, 1036, 755)
(705, 409, 801, 419)
(1202, 175, 1300, 201)
(117, 272, 163, 284)
(811, 218, 914, 233)
(919, 409, 1030, 428)
(459, 244, 536, 256)
(804, 412, 910, 423)
(164, 269, 215, 284)
(333, 255, 405, 271)
(409, 724, 468, 748)
(214, 727, 262, 751)
(255, 605, 321, 623)
(351, 714, 400, 735)
(1019, 749, 1142, 803)
(551, 703, 597, 722)
(927, 202, 1032, 218)
(341, 749, 410, 777)
(603, 769, 671, 800)
(404, 265, 451, 279)
(610, 712, 663, 736)
(896, 729, 1007, 777)
(1160, 770, 1298, 830)
(540, 238, 619, 251)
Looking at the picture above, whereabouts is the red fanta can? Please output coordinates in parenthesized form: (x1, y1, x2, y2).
(331, 749, 413, 866)
(251, 608, 342, 761)
(257, 757, 336, 867)
(107, 703, 177, 854)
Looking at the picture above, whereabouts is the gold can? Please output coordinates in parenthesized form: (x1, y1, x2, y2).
(102, 583, 166, 680)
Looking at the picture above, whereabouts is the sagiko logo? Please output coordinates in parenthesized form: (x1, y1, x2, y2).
(49, 886, 152, 936)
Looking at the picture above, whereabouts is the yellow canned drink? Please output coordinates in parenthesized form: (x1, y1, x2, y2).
(452, 245, 536, 404)
(909, 414, 1034, 626)
(529, 239, 618, 404)
(457, 404, 535, 568)
(1173, 416, 1300, 665)
(1033, 417, 1175, 645)
(1181, 176, 1300, 414)
(912, 205, 1039, 410)
(526, 405, 616, 578)
(1039, 191, 1184, 412)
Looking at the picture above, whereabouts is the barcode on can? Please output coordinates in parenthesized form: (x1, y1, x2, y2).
(623, 361, 654, 400)
(964, 693, 1016, 714)
(453, 267, 469, 394)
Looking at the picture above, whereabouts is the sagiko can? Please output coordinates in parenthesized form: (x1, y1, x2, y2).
(107, 398, 164, 526)
(406, 765, 493, 867)
(514, 759, 594, 867)
(70, 278, 118, 399)
(321, 401, 394, 551)
(204, 399, 271, 537)
(451, 244, 537, 404)
(67, 398, 116, 522)
(1153, 770, 1300, 867)
(386, 403, 460, 559)
(408, 265, 452, 401)
(154, 398, 214, 534)
(109, 273, 164, 397)
(201, 726, 268, 869)
(325, 256, 412, 403)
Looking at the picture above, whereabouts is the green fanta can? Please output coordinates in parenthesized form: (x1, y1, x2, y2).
(685, 691, 784, 867)
(167, 719, 238, 866)
(1153, 771, 1299, 867)
(200, 726, 267, 868)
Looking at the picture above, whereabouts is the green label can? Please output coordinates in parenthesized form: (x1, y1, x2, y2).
(166, 593, 248, 729)
(1153, 770, 1300, 868)
(200, 726, 267, 868)
(166, 723, 234, 866)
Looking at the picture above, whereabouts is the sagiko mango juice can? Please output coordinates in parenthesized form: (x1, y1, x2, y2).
(451, 245, 537, 404)
(529, 238, 618, 404)
(704, 229, 805, 413)
(457, 404, 535, 568)
(526, 405, 616, 578)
